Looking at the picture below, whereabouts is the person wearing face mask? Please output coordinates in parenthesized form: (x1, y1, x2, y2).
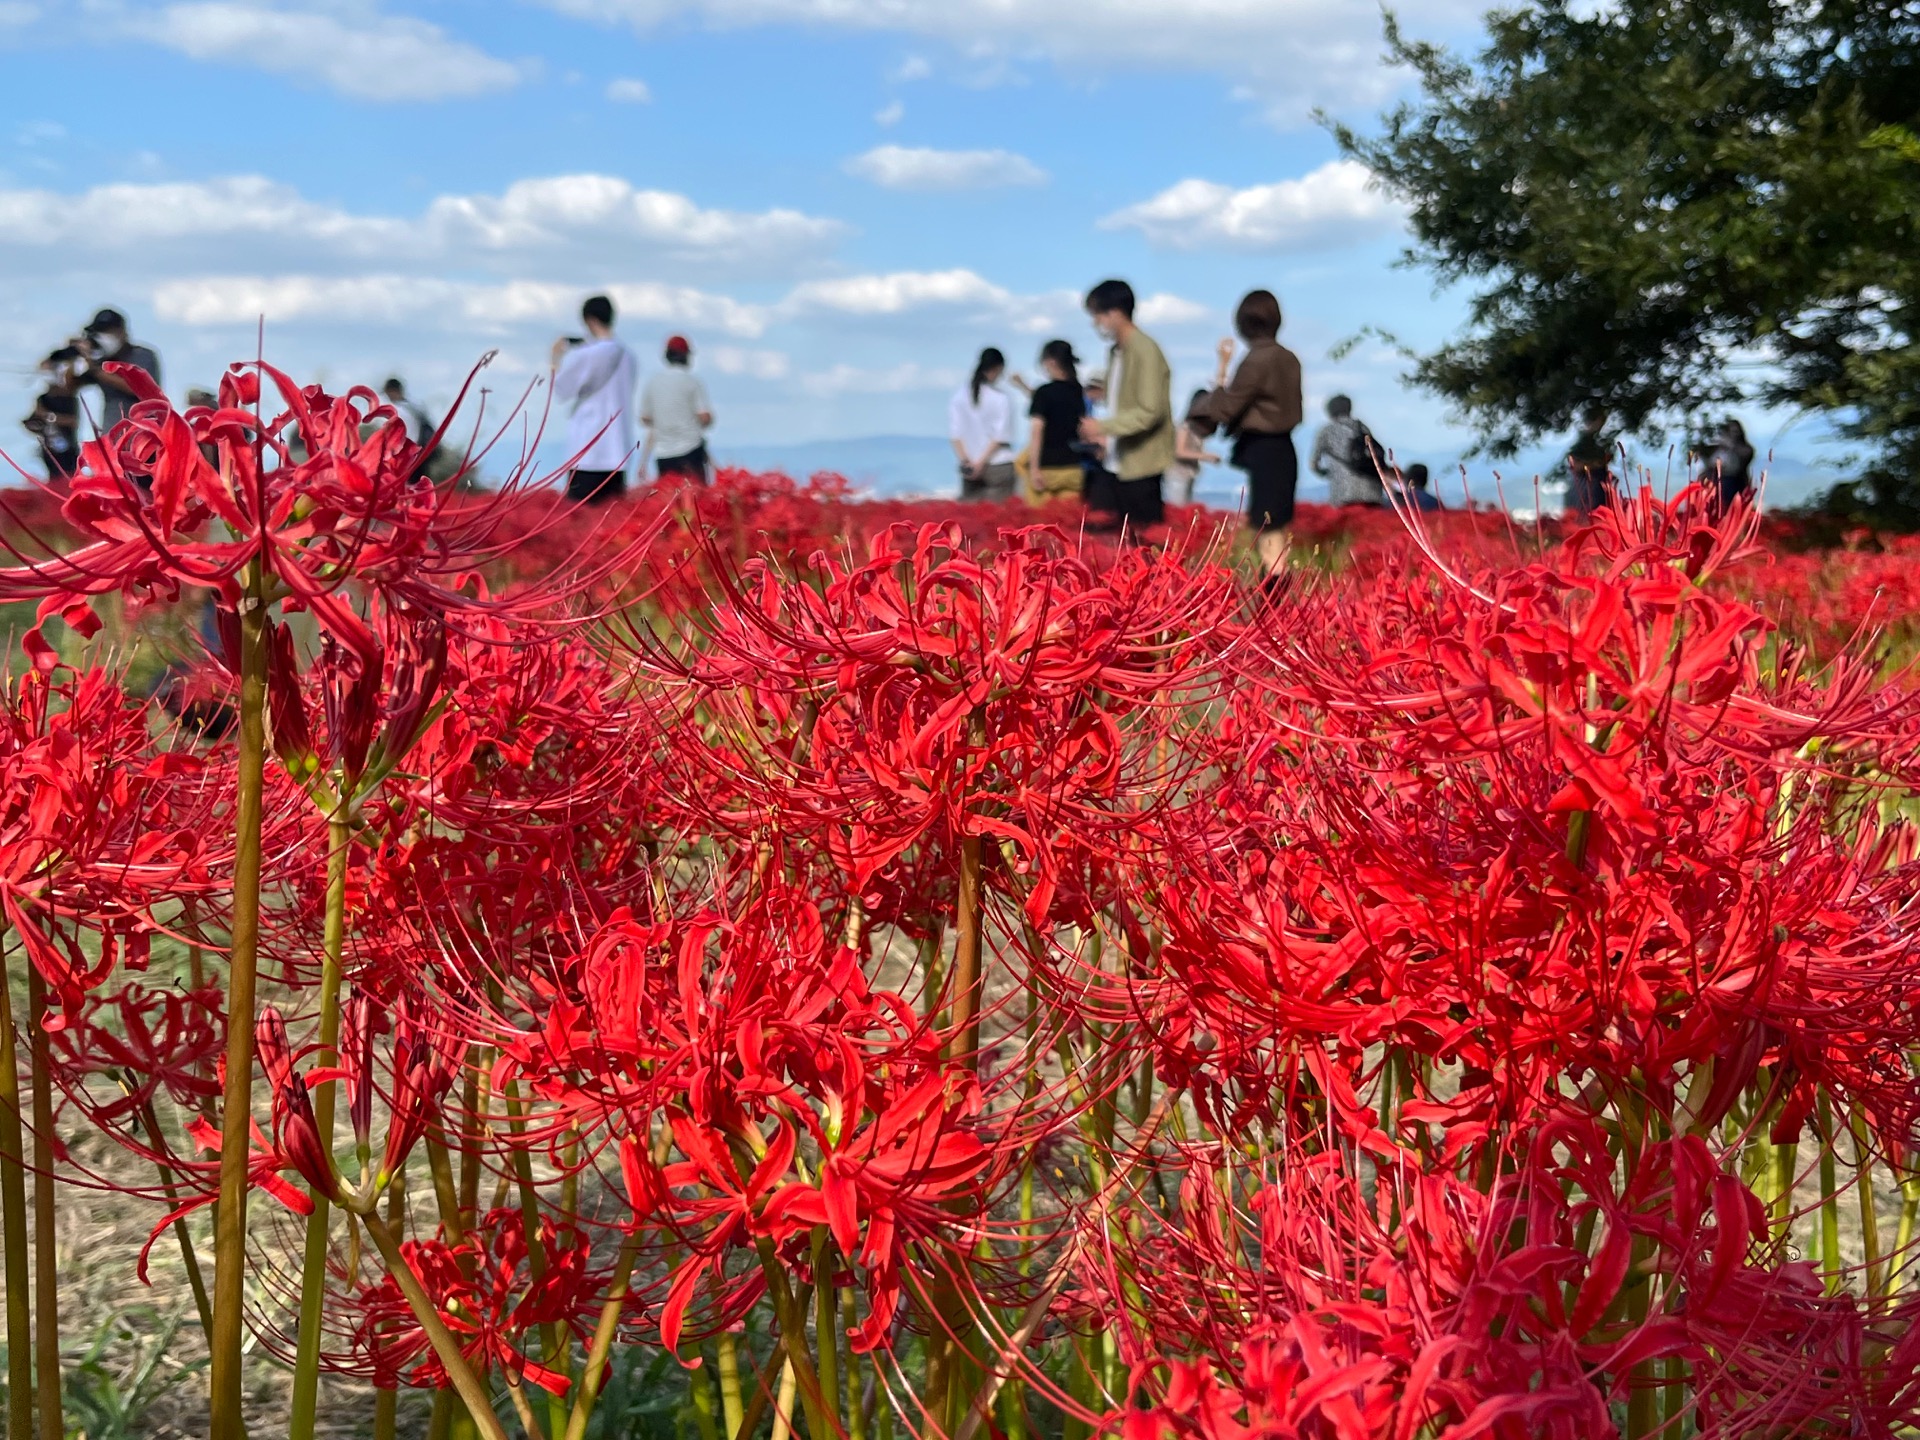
(73, 309, 162, 431)
(1078, 278, 1172, 534)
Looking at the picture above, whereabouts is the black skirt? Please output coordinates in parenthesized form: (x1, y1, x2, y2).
(1233, 431, 1297, 531)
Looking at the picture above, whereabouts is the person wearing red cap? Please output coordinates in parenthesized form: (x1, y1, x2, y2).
(640, 334, 713, 483)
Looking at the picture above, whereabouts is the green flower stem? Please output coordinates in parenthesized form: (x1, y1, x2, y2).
(25, 964, 59, 1440)
(363, 1211, 509, 1440)
(0, 945, 37, 1440)
(716, 1333, 746, 1439)
(561, 1228, 644, 1440)
(209, 570, 271, 1440)
(290, 809, 354, 1440)
(129, 1093, 214, 1339)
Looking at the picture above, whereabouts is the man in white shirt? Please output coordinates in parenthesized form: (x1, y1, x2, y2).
(640, 335, 714, 483)
(550, 294, 638, 504)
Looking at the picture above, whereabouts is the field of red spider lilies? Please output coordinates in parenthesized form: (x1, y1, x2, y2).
(5, 362, 1920, 1440)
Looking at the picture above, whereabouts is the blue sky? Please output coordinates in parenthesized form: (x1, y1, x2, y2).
(0, 0, 1835, 501)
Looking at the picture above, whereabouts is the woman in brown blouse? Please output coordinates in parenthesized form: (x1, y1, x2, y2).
(1194, 289, 1303, 577)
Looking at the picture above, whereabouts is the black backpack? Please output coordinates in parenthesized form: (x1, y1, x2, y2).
(1347, 422, 1386, 476)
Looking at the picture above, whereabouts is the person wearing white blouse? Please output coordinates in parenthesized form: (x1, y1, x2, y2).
(949, 347, 1017, 501)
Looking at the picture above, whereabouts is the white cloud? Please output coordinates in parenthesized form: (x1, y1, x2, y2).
(530, 0, 1482, 115)
(152, 274, 772, 337)
(0, 2, 38, 25)
(605, 76, 652, 102)
(1136, 293, 1212, 327)
(0, 173, 844, 272)
(873, 99, 904, 127)
(845, 144, 1046, 192)
(889, 54, 931, 83)
(707, 345, 791, 379)
(802, 361, 961, 397)
(420, 175, 844, 264)
(782, 268, 1012, 317)
(114, 3, 525, 103)
(1099, 159, 1401, 252)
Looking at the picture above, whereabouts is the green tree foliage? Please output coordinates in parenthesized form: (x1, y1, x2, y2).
(1334, 2, 1920, 516)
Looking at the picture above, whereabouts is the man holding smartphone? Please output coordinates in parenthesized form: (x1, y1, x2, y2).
(550, 293, 638, 504)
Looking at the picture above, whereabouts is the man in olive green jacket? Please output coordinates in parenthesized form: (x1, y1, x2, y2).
(1079, 278, 1172, 531)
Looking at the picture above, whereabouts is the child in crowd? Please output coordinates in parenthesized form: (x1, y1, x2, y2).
(1168, 388, 1222, 506)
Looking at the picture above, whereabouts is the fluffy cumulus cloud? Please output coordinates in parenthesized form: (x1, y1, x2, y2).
(782, 268, 1013, 317)
(1136, 293, 1212, 327)
(1099, 160, 1402, 252)
(151, 275, 773, 337)
(531, 0, 1483, 115)
(0, 173, 844, 271)
(110, 2, 526, 102)
(845, 145, 1046, 191)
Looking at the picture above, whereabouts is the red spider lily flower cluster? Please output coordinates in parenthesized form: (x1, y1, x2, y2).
(8, 372, 1920, 1440)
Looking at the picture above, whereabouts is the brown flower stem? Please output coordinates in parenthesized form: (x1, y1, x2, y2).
(25, 964, 59, 1440)
(290, 808, 353, 1440)
(425, 1136, 469, 1246)
(209, 568, 271, 1440)
(363, 1211, 509, 1440)
(0, 944, 37, 1440)
(947, 833, 985, 1066)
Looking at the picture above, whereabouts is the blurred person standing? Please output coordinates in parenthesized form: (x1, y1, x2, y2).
(1193, 289, 1302, 575)
(1024, 339, 1087, 503)
(20, 391, 81, 480)
(950, 347, 1016, 501)
(383, 376, 461, 482)
(640, 335, 714, 482)
(383, 376, 434, 444)
(1701, 417, 1755, 511)
(73, 308, 161, 431)
(1079, 279, 1172, 532)
(1309, 395, 1386, 507)
(550, 294, 638, 504)
(1169, 390, 1222, 507)
(1566, 404, 1615, 516)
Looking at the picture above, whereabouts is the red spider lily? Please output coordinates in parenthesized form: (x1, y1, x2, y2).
(49, 983, 225, 1121)
(0, 359, 662, 668)
(640, 522, 1240, 907)
(338, 989, 463, 1185)
(257, 1006, 336, 1201)
(0, 664, 227, 1019)
(350, 1209, 600, 1396)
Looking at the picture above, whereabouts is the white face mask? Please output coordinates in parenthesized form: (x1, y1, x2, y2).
(92, 332, 124, 357)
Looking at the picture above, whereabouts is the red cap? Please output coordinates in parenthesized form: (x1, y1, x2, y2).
(665, 335, 691, 355)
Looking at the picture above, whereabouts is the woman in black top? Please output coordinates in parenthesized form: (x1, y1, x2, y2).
(1026, 339, 1087, 502)
(1702, 418, 1755, 512)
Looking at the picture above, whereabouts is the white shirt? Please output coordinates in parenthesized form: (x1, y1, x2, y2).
(948, 382, 1013, 466)
(553, 337, 638, 472)
(640, 366, 712, 460)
